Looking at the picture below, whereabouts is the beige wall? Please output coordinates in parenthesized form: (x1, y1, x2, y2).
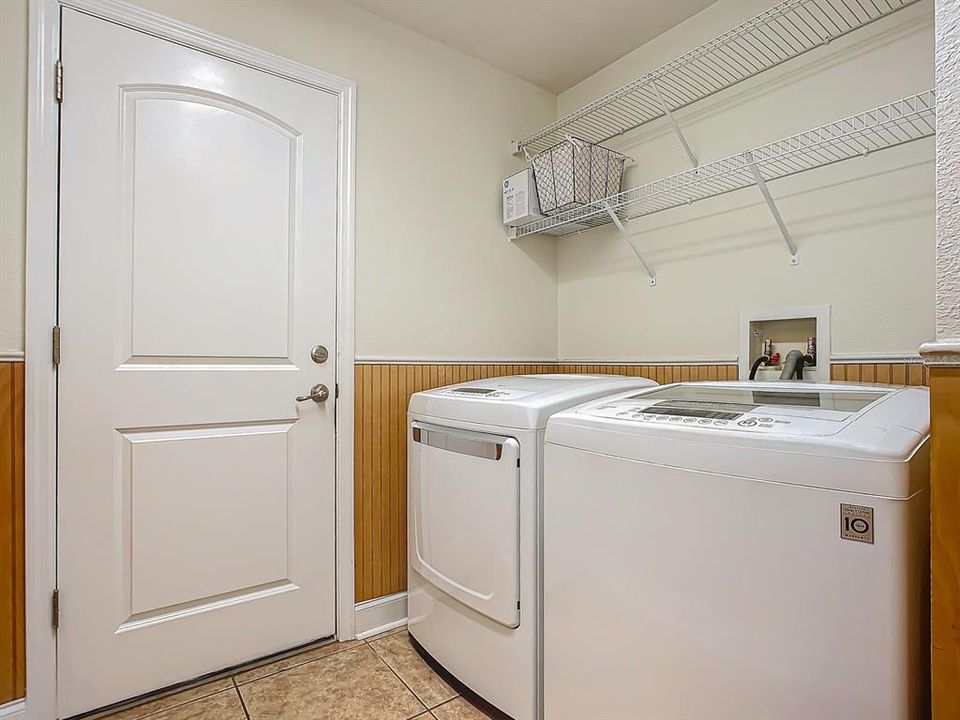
(0, 0, 559, 361)
(556, 0, 936, 362)
(2, 0, 939, 364)
(0, 0, 27, 357)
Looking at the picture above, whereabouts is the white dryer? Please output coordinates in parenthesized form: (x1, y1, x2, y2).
(407, 374, 656, 720)
(543, 381, 930, 720)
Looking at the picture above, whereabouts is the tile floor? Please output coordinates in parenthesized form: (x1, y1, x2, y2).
(98, 628, 497, 720)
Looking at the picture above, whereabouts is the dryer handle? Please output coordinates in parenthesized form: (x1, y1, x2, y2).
(411, 423, 505, 461)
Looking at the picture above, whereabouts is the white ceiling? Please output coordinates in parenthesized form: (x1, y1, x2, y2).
(340, 0, 716, 93)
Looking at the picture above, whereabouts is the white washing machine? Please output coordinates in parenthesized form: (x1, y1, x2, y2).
(543, 381, 930, 720)
(407, 374, 657, 720)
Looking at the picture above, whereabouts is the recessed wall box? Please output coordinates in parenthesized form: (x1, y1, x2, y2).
(502, 169, 544, 227)
(739, 305, 831, 383)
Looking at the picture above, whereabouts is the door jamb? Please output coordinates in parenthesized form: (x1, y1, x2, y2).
(24, 2, 357, 718)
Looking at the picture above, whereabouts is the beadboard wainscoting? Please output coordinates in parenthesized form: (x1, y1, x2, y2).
(831, 361, 930, 385)
(352, 359, 928, 603)
(0, 361, 25, 705)
(0, 357, 932, 690)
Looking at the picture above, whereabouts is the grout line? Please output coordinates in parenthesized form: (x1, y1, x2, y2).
(431, 697, 457, 713)
(369, 641, 430, 715)
(232, 679, 251, 720)
(93, 684, 233, 720)
(232, 641, 363, 686)
(96, 686, 237, 720)
(368, 634, 458, 711)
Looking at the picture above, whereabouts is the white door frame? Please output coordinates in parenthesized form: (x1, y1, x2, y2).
(23, 1, 356, 717)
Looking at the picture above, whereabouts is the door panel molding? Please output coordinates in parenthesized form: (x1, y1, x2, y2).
(24, 2, 355, 717)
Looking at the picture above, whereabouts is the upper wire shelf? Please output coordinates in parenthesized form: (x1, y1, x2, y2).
(512, 90, 936, 239)
(515, 0, 923, 157)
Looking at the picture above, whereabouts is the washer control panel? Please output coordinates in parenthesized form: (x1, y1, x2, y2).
(574, 384, 880, 437)
(584, 400, 796, 433)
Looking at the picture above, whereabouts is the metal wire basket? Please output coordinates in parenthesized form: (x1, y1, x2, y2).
(531, 137, 627, 216)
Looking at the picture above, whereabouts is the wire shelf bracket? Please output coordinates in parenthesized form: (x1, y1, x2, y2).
(746, 153, 800, 265)
(604, 206, 657, 286)
(514, 0, 924, 158)
(652, 81, 699, 169)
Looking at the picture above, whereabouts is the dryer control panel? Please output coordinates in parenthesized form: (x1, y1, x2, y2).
(434, 387, 536, 401)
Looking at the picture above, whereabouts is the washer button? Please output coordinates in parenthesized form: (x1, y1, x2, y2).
(714, 420, 729, 426)
(669, 417, 682, 422)
(759, 417, 774, 423)
(698, 419, 712, 424)
(738, 419, 757, 427)
(683, 418, 697, 423)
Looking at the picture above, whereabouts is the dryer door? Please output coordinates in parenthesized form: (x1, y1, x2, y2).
(409, 422, 520, 628)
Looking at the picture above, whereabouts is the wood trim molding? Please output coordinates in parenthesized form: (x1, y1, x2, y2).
(0, 363, 25, 704)
(930, 367, 960, 720)
(356, 356, 925, 366)
(921, 340, 960, 367)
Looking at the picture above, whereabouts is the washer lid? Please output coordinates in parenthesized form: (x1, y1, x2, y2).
(545, 382, 930, 497)
(409, 374, 657, 430)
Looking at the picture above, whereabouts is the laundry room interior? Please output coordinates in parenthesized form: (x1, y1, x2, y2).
(0, 0, 958, 719)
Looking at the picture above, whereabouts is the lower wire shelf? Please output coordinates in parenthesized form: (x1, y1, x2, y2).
(512, 90, 936, 241)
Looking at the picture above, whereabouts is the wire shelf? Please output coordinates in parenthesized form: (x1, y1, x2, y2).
(513, 90, 936, 239)
(516, 0, 924, 157)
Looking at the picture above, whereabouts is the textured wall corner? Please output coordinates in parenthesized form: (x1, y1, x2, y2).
(937, 0, 960, 339)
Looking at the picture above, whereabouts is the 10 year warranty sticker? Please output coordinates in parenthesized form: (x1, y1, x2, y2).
(840, 503, 874, 544)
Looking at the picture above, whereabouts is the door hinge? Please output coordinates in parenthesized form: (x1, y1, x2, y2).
(52, 589, 60, 630)
(55, 59, 63, 102)
(52, 325, 61, 367)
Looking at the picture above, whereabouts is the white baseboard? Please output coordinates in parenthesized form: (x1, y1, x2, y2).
(354, 591, 407, 639)
(0, 700, 25, 719)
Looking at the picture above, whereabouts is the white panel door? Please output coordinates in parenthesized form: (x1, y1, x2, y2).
(57, 10, 340, 716)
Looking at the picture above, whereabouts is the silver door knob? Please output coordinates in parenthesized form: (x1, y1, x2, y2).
(296, 383, 330, 403)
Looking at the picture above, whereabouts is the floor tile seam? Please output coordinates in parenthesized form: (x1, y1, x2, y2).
(231, 678, 252, 720)
(368, 640, 433, 717)
(100, 685, 235, 720)
(233, 642, 365, 687)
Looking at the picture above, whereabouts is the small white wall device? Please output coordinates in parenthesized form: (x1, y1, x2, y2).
(502, 169, 543, 226)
